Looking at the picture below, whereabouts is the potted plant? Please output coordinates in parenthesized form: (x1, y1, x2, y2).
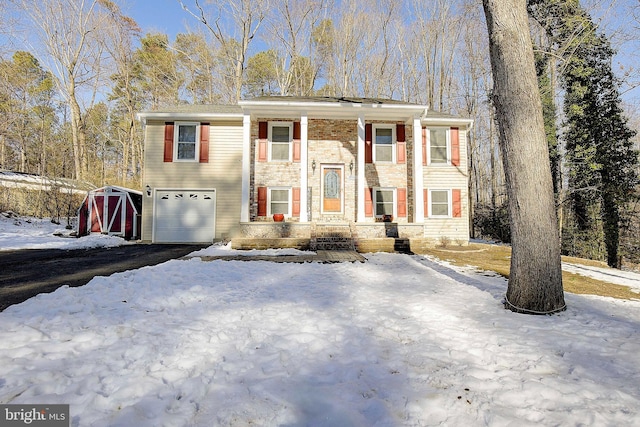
(273, 213, 285, 222)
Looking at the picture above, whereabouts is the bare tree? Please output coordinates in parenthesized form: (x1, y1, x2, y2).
(482, 0, 566, 314)
(408, 0, 463, 110)
(357, 0, 402, 99)
(101, 0, 143, 186)
(331, 2, 367, 96)
(263, 0, 328, 96)
(12, 0, 110, 181)
(178, 0, 267, 103)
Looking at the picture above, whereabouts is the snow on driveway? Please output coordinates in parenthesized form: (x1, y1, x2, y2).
(1, 250, 639, 426)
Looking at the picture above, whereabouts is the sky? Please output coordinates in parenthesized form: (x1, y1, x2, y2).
(126, 0, 193, 40)
(1, 215, 640, 426)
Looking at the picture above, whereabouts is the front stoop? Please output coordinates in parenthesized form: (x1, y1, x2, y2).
(310, 223, 355, 251)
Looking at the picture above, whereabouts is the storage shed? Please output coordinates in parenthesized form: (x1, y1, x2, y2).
(77, 186, 142, 240)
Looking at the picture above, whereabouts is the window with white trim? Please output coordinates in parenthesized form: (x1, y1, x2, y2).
(174, 122, 200, 161)
(269, 122, 293, 161)
(373, 124, 395, 163)
(374, 188, 395, 218)
(430, 189, 451, 217)
(269, 187, 291, 216)
(428, 128, 449, 164)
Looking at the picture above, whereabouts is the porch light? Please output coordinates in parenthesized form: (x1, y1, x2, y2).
(145, 185, 152, 197)
(349, 160, 354, 175)
(312, 159, 316, 174)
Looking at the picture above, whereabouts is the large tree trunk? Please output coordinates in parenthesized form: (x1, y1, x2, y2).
(482, 0, 566, 314)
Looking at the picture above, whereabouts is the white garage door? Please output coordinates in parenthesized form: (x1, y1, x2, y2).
(154, 189, 216, 243)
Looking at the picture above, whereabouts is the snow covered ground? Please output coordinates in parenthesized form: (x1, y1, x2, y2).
(1, 215, 640, 426)
(0, 214, 129, 251)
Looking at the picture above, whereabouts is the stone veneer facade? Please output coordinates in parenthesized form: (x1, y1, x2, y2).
(249, 118, 415, 224)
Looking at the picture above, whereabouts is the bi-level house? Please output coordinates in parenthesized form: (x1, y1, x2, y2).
(137, 96, 473, 251)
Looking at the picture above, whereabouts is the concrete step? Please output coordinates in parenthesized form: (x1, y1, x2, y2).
(312, 223, 355, 251)
(393, 238, 412, 254)
(311, 237, 355, 251)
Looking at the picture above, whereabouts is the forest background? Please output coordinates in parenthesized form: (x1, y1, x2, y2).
(1, 0, 639, 267)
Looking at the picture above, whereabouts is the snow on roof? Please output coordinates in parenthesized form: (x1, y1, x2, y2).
(0, 170, 96, 194)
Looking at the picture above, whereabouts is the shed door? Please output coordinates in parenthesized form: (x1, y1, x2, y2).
(154, 190, 216, 243)
(89, 192, 125, 235)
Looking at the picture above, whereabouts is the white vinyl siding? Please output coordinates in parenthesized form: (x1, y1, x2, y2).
(142, 120, 243, 242)
(422, 125, 469, 242)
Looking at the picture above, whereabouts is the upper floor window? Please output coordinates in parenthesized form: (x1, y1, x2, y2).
(174, 122, 200, 162)
(374, 125, 395, 163)
(269, 122, 293, 161)
(429, 128, 449, 164)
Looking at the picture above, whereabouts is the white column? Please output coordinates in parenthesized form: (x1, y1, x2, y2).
(357, 114, 366, 222)
(241, 112, 251, 223)
(413, 115, 424, 222)
(299, 114, 309, 222)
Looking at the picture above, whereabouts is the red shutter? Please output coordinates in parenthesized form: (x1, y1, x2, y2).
(396, 124, 406, 142)
(199, 122, 209, 163)
(451, 127, 460, 166)
(396, 124, 406, 164)
(258, 121, 268, 162)
(422, 127, 427, 166)
(257, 187, 267, 216)
(164, 122, 174, 162)
(365, 123, 373, 164)
(292, 187, 301, 216)
(293, 122, 300, 139)
(365, 187, 373, 217)
(259, 121, 268, 139)
(424, 189, 429, 218)
(397, 188, 407, 217)
(293, 122, 301, 162)
(452, 189, 462, 217)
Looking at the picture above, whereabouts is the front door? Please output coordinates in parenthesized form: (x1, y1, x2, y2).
(322, 165, 343, 214)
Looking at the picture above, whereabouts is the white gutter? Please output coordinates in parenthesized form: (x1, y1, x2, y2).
(422, 117, 474, 129)
(239, 99, 428, 110)
(135, 112, 243, 121)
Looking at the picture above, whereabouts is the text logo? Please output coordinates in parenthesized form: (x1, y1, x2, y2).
(0, 405, 69, 427)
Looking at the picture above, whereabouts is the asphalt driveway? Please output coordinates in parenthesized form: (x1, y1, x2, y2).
(0, 244, 206, 312)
